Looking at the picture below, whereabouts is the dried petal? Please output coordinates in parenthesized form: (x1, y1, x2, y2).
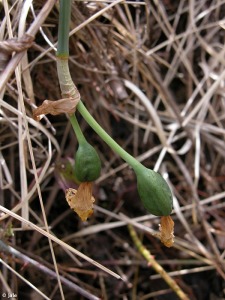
(65, 182, 95, 221)
(159, 216, 174, 248)
(33, 97, 79, 120)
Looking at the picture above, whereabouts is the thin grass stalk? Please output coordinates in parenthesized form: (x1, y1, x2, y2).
(2, 0, 65, 297)
(0, 0, 55, 94)
(3, 0, 29, 225)
(0, 204, 121, 280)
(128, 224, 190, 300)
(0, 241, 100, 300)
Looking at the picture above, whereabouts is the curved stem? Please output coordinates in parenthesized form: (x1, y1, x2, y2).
(56, 0, 142, 172)
(69, 114, 86, 144)
(77, 101, 142, 171)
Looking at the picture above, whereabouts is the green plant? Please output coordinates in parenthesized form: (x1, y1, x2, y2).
(34, 0, 173, 220)
(70, 115, 101, 182)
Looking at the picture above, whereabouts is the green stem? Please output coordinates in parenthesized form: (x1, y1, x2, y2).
(56, 0, 142, 171)
(57, 0, 72, 57)
(69, 114, 86, 144)
(56, 0, 87, 149)
(77, 101, 142, 170)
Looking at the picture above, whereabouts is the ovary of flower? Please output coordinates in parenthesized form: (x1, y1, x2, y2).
(65, 182, 95, 221)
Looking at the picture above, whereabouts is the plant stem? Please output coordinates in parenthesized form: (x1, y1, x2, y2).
(77, 101, 142, 170)
(128, 224, 190, 300)
(57, 0, 72, 57)
(56, 0, 83, 142)
(56, 0, 79, 100)
(69, 114, 86, 144)
(56, 0, 142, 170)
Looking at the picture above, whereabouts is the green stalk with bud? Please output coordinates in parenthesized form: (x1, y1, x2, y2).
(77, 100, 173, 217)
(69, 115, 101, 183)
(56, 0, 101, 186)
(35, 0, 174, 220)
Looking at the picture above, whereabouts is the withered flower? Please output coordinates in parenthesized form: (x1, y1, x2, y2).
(159, 216, 174, 248)
(65, 182, 95, 222)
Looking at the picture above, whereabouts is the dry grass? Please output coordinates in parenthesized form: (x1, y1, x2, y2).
(0, 0, 225, 299)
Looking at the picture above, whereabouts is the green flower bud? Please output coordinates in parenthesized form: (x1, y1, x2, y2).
(74, 141, 101, 182)
(135, 166, 173, 216)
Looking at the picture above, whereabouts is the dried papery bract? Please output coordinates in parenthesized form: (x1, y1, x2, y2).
(159, 216, 174, 248)
(33, 97, 79, 121)
(65, 183, 95, 221)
